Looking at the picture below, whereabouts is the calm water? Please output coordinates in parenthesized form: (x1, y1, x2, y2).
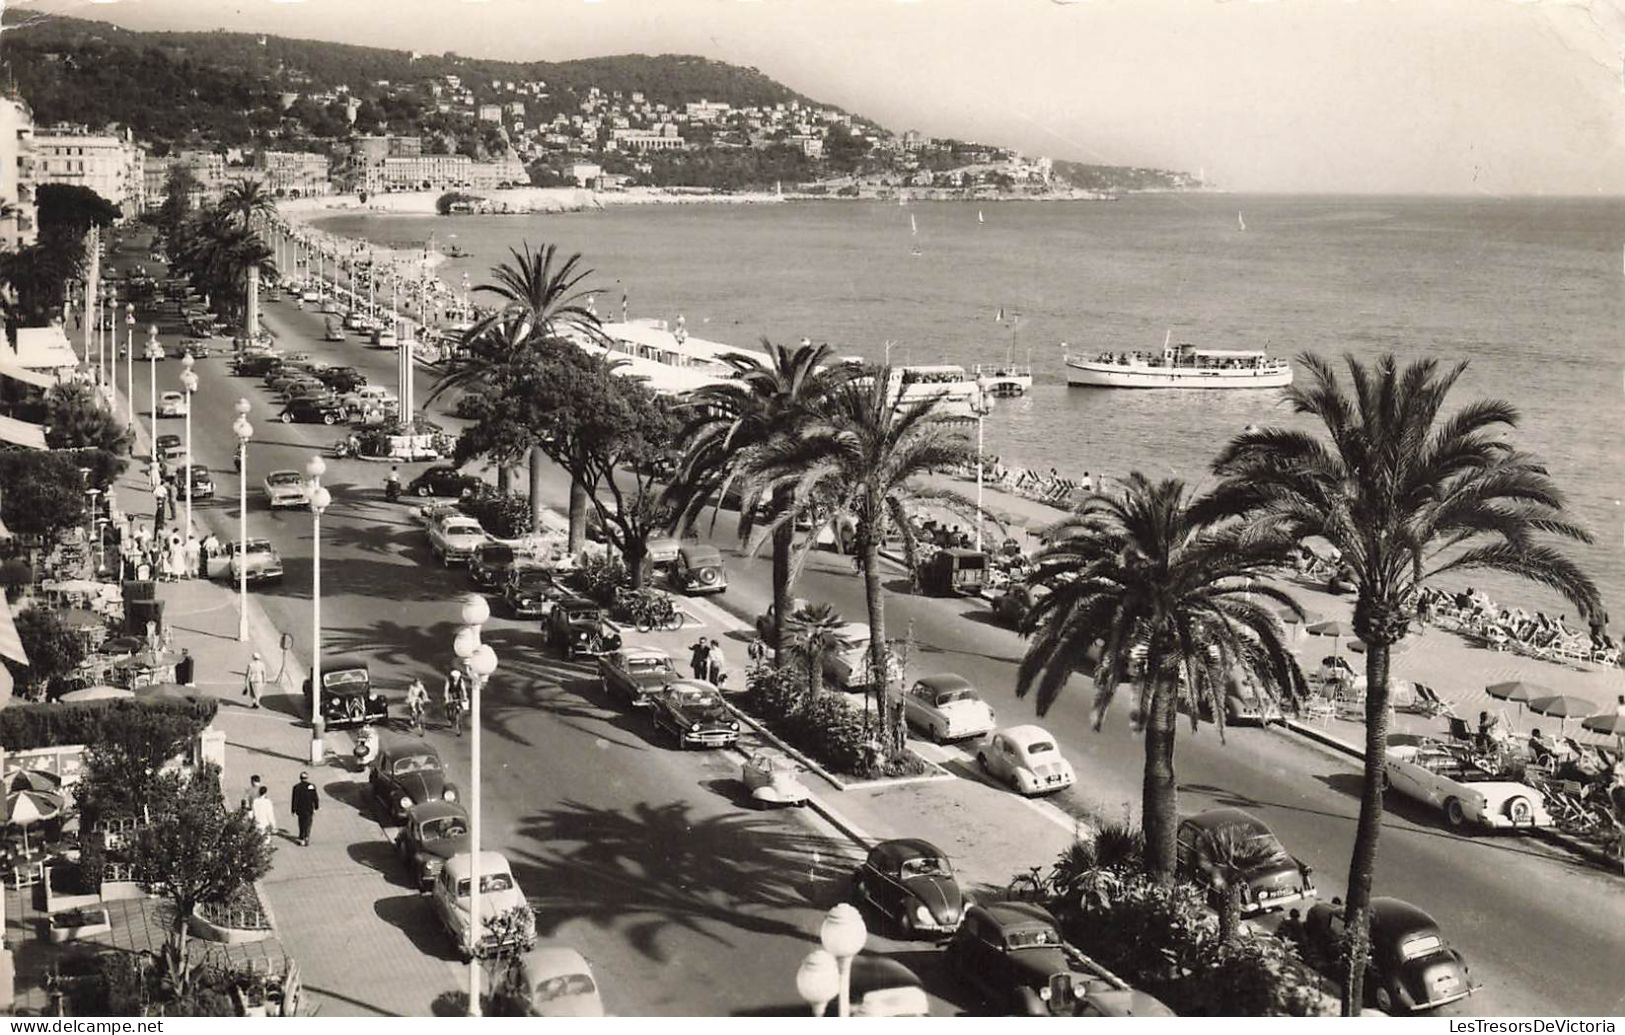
(315, 195, 1625, 621)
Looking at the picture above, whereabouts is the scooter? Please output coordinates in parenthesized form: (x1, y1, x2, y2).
(353, 726, 380, 772)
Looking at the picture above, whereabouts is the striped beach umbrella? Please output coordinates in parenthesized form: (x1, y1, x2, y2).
(5, 769, 62, 795)
(5, 789, 64, 853)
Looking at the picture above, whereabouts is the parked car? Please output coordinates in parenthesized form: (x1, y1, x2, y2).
(823, 624, 902, 692)
(596, 646, 680, 708)
(1196, 677, 1283, 726)
(946, 902, 1174, 1017)
(431, 850, 536, 960)
(1382, 741, 1553, 830)
(469, 543, 520, 588)
(407, 465, 483, 499)
(157, 390, 188, 417)
(646, 535, 682, 569)
(344, 385, 398, 419)
(492, 947, 605, 1018)
(263, 469, 311, 509)
(991, 583, 1048, 629)
(428, 514, 489, 566)
(851, 838, 967, 938)
(224, 537, 283, 584)
(185, 464, 215, 500)
(156, 433, 184, 461)
(370, 737, 461, 824)
(741, 749, 811, 807)
(168, 341, 211, 359)
(1175, 808, 1317, 917)
(1302, 898, 1474, 1013)
(301, 656, 390, 729)
(276, 378, 329, 404)
(975, 725, 1075, 795)
(279, 396, 347, 425)
(546, 597, 621, 659)
(900, 674, 997, 743)
(395, 800, 471, 891)
(918, 548, 991, 597)
(315, 365, 367, 393)
(232, 353, 283, 377)
(649, 679, 739, 748)
(502, 567, 565, 619)
(669, 544, 727, 595)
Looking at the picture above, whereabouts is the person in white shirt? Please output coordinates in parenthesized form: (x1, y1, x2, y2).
(250, 785, 277, 837)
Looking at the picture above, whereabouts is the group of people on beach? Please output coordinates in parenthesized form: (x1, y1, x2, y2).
(1419, 585, 1616, 658)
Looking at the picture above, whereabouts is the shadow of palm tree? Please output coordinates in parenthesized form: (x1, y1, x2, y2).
(510, 798, 857, 962)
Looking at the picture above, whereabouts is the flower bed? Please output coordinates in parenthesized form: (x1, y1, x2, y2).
(47, 905, 111, 944)
(189, 882, 274, 944)
(46, 862, 102, 915)
(741, 664, 930, 781)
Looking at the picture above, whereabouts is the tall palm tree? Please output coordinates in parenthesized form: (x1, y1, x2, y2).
(670, 340, 855, 663)
(746, 369, 977, 754)
(1014, 474, 1306, 882)
(786, 601, 854, 699)
(218, 179, 276, 230)
(1205, 353, 1599, 1014)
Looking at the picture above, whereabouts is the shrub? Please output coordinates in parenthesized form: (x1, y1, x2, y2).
(571, 552, 628, 604)
(1185, 937, 1333, 1017)
(4, 607, 87, 697)
(460, 488, 531, 539)
(0, 695, 217, 752)
(745, 662, 808, 722)
(783, 692, 869, 774)
(1057, 865, 1216, 994)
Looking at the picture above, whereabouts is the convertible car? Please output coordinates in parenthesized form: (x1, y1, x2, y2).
(1382, 741, 1553, 830)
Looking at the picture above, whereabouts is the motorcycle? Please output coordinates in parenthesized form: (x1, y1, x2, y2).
(352, 725, 380, 772)
(384, 477, 401, 503)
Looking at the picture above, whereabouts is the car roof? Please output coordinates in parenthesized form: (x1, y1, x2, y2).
(519, 946, 591, 980)
(1000, 725, 1054, 747)
(321, 656, 369, 675)
(871, 838, 947, 863)
(559, 596, 599, 609)
(916, 674, 972, 692)
(381, 737, 437, 761)
(1369, 897, 1441, 937)
(443, 851, 513, 880)
(976, 900, 1059, 931)
(267, 469, 301, 480)
(666, 679, 717, 694)
(622, 647, 672, 661)
(1180, 807, 1269, 834)
(406, 800, 467, 824)
(678, 544, 722, 561)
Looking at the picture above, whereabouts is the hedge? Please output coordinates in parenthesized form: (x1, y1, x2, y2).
(460, 489, 531, 540)
(0, 696, 218, 752)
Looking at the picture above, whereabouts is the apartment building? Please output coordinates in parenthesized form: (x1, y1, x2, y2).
(253, 150, 332, 196)
(31, 125, 144, 213)
(0, 95, 37, 250)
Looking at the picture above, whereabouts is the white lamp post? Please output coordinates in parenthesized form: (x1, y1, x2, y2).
(307, 456, 331, 764)
(124, 304, 136, 429)
(179, 356, 198, 534)
(233, 401, 253, 641)
(453, 594, 497, 1017)
(972, 394, 991, 554)
(818, 903, 867, 1018)
(143, 327, 164, 483)
(795, 950, 841, 1018)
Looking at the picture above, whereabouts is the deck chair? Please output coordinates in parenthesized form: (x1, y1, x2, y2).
(1446, 716, 1474, 746)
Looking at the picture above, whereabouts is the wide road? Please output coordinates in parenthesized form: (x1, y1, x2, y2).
(161, 264, 1622, 1017)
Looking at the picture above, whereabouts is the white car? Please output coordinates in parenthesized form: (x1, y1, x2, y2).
(372, 327, 399, 349)
(496, 946, 605, 1017)
(157, 390, 188, 417)
(741, 749, 811, 807)
(431, 850, 535, 960)
(976, 725, 1076, 796)
(344, 385, 399, 419)
(300, 289, 320, 304)
(1383, 741, 1554, 830)
(900, 674, 996, 743)
(428, 515, 489, 566)
(822, 623, 903, 691)
(263, 469, 312, 509)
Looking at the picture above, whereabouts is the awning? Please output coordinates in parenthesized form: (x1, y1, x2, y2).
(0, 356, 53, 389)
(0, 592, 28, 667)
(12, 326, 79, 374)
(0, 413, 48, 450)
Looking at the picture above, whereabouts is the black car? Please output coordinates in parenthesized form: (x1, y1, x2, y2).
(1175, 808, 1316, 917)
(1302, 898, 1473, 1014)
(545, 596, 621, 659)
(156, 433, 184, 461)
(407, 465, 483, 499)
(648, 679, 739, 748)
(315, 365, 367, 393)
(503, 567, 565, 619)
(185, 463, 215, 500)
(301, 656, 389, 729)
(232, 353, 282, 377)
(370, 738, 462, 825)
(395, 800, 472, 892)
(469, 543, 520, 589)
(851, 838, 966, 938)
(280, 395, 346, 425)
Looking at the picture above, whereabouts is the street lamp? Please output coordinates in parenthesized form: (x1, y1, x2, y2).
(972, 393, 992, 554)
(124, 303, 136, 430)
(143, 327, 164, 484)
(179, 355, 198, 534)
(795, 950, 840, 1018)
(233, 400, 253, 641)
(306, 456, 331, 765)
(818, 903, 867, 1018)
(452, 593, 497, 1017)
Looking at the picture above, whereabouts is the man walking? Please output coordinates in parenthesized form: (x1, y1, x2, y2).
(290, 772, 319, 846)
(689, 638, 710, 681)
(244, 652, 267, 708)
(251, 785, 278, 839)
(174, 647, 195, 688)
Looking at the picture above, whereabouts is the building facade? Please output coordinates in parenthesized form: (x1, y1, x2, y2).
(253, 151, 332, 197)
(0, 95, 37, 251)
(30, 125, 143, 213)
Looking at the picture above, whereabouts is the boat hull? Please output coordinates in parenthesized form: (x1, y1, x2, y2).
(1065, 360, 1292, 390)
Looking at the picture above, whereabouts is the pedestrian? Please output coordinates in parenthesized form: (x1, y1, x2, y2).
(167, 534, 186, 582)
(152, 480, 167, 526)
(706, 638, 726, 687)
(689, 638, 710, 680)
(199, 532, 219, 578)
(183, 535, 200, 579)
(244, 651, 267, 708)
(251, 784, 277, 838)
(174, 647, 195, 688)
(290, 772, 319, 846)
(242, 773, 262, 812)
(747, 638, 767, 670)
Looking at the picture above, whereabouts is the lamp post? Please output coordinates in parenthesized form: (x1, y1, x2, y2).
(143, 328, 164, 483)
(307, 456, 331, 765)
(972, 393, 992, 554)
(452, 594, 497, 1017)
(233, 401, 253, 641)
(179, 355, 198, 534)
(795, 950, 840, 1018)
(124, 304, 136, 430)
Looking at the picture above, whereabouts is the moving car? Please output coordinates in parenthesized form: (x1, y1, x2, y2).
(428, 514, 489, 566)
(900, 674, 997, 743)
(502, 567, 565, 619)
(469, 543, 520, 589)
(157, 390, 188, 417)
(407, 465, 483, 499)
(301, 656, 390, 729)
(431, 850, 536, 960)
(156, 433, 184, 461)
(1175, 808, 1317, 916)
(946, 902, 1174, 1017)
(1302, 898, 1474, 1013)
(168, 341, 211, 359)
(741, 749, 811, 807)
(395, 800, 471, 891)
(851, 838, 967, 938)
(649, 680, 739, 748)
(263, 469, 311, 509)
(372, 327, 399, 349)
(976, 725, 1076, 796)
(370, 737, 461, 824)
(223, 538, 283, 584)
(492, 947, 605, 1018)
(669, 544, 727, 595)
(185, 464, 215, 500)
(546, 597, 621, 659)
(279, 396, 347, 425)
(322, 321, 346, 342)
(596, 646, 679, 707)
(1382, 741, 1553, 830)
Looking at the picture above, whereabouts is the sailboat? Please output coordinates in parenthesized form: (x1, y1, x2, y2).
(978, 209, 985, 224)
(1237, 211, 1247, 232)
(910, 213, 921, 256)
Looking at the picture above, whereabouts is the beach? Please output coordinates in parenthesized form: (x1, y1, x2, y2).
(277, 185, 790, 220)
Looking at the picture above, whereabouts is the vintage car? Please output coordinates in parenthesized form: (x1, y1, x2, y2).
(395, 800, 471, 891)
(232, 353, 283, 377)
(276, 378, 329, 404)
(156, 433, 185, 461)
(370, 737, 461, 824)
(300, 289, 321, 303)
(900, 674, 997, 743)
(315, 365, 367, 393)
(372, 327, 400, 349)
(1382, 741, 1553, 830)
(223, 538, 283, 584)
(1198, 676, 1283, 726)
(852, 838, 967, 938)
(976, 725, 1076, 796)
(503, 567, 566, 619)
(279, 395, 347, 425)
(157, 390, 189, 418)
(1175, 808, 1317, 916)
(185, 464, 215, 500)
(492, 947, 605, 1018)
(946, 903, 1174, 1017)
(344, 385, 399, 420)
(823, 624, 902, 692)
(301, 656, 390, 729)
(168, 340, 211, 359)
(669, 544, 728, 595)
(918, 548, 991, 597)
(322, 321, 347, 342)
(469, 543, 521, 589)
(1303, 898, 1474, 1013)
(263, 469, 311, 509)
(428, 514, 489, 566)
(753, 598, 811, 646)
(990, 583, 1048, 629)
(649, 680, 739, 748)
(596, 646, 680, 708)
(431, 850, 536, 960)
(407, 465, 483, 499)
(546, 597, 622, 659)
(741, 749, 811, 807)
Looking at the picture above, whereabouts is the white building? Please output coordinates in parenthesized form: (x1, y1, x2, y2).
(253, 151, 332, 197)
(0, 95, 37, 251)
(31, 125, 144, 213)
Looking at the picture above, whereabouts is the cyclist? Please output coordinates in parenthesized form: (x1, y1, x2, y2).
(443, 666, 469, 737)
(404, 676, 430, 734)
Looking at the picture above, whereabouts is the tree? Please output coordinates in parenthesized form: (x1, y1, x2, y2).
(156, 165, 202, 240)
(35, 183, 120, 237)
(218, 178, 277, 230)
(1014, 474, 1305, 882)
(3, 607, 86, 698)
(785, 601, 852, 699)
(0, 451, 87, 549)
(1192, 824, 1289, 945)
(43, 381, 132, 454)
(1205, 353, 1599, 1014)
(669, 340, 856, 665)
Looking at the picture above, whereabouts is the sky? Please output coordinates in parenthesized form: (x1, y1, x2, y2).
(17, 0, 1625, 194)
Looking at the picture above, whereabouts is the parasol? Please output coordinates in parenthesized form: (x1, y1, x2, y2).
(1486, 680, 1550, 705)
(5, 769, 62, 795)
(1527, 694, 1598, 735)
(1306, 619, 1355, 656)
(59, 685, 134, 703)
(5, 788, 65, 853)
(118, 648, 180, 670)
(1278, 607, 1322, 627)
(1580, 713, 1625, 737)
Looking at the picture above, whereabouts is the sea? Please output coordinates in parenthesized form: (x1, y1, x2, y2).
(313, 194, 1625, 625)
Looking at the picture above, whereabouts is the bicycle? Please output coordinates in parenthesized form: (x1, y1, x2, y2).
(1005, 863, 1055, 903)
(406, 699, 426, 737)
(445, 695, 466, 737)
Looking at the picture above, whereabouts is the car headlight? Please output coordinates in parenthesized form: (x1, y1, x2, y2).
(442, 788, 458, 802)
(399, 795, 413, 812)
(728, 721, 739, 731)
(914, 904, 933, 925)
(691, 722, 702, 732)
(1038, 987, 1053, 1002)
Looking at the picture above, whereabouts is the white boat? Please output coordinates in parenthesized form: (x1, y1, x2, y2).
(889, 364, 990, 418)
(1064, 336, 1292, 389)
(1238, 211, 1247, 231)
(975, 363, 1032, 397)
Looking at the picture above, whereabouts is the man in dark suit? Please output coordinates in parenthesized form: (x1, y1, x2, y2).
(291, 772, 319, 846)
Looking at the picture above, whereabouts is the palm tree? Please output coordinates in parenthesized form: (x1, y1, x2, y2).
(218, 179, 276, 231)
(785, 601, 854, 699)
(669, 340, 856, 663)
(745, 369, 977, 754)
(1205, 353, 1599, 1014)
(1014, 474, 1306, 883)
(1192, 824, 1288, 945)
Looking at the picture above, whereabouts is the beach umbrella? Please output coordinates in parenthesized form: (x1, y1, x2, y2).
(1485, 680, 1550, 705)
(1527, 694, 1598, 735)
(1306, 620, 1355, 638)
(5, 770, 62, 795)
(1580, 713, 1625, 737)
(59, 685, 133, 703)
(1278, 607, 1322, 627)
(5, 789, 64, 853)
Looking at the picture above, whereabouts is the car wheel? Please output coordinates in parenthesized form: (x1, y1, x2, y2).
(323, 413, 337, 425)
(1373, 984, 1395, 1015)
(1504, 795, 1533, 824)
(976, 751, 989, 773)
(930, 724, 943, 744)
(1443, 797, 1467, 828)
(416, 485, 431, 498)
(280, 413, 293, 423)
